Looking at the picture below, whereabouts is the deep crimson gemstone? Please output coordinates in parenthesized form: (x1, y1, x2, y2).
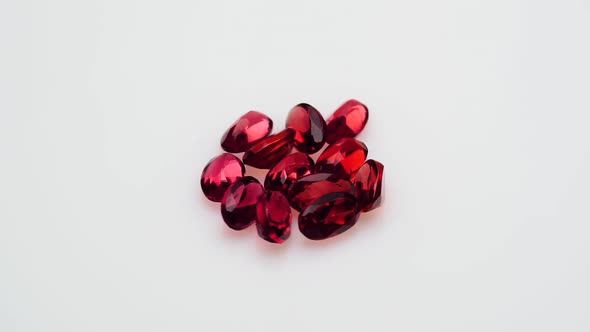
(264, 152, 314, 194)
(243, 129, 295, 169)
(256, 191, 292, 243)
(221, 176, 264, 230)
(220, 111, 273, 153)
(201, 153, 245, 202)
(315, 138, 368, 179)
(287, 173, 355, 212)
(285, 103, 327, 153)
(299, 192, 360, 240)
(325, 99, 369, 143)
(353, 159, 384, 212)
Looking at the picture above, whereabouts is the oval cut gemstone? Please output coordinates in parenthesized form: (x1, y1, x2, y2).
(285, 103, 327, 153)
(220, 111, 273, 153)
(325, 99, 369, 143)
(353, 159, 384, 212)
(264, 152, 314, 194)
(299, 192, 360, 240)
(221, 176, 264, 230)
(243, 129, 295, 169)
(315, 138, 368, 179)
(256, 191, 292, 243)
(287, 173, 355, 212)
(200, 153, 245, 202)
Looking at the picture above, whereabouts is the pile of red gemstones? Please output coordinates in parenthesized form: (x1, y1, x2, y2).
(200, 99, 384, 243)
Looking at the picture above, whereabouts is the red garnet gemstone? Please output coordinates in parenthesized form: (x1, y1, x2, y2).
(264, 152, 314, 194)
(315, 138, 368, 179)
(287, 173, 355, 212)
(353, 159, 384, 212)
(201, 153, 245, 202)
(285, 103, 327, 154)
(299, 192, 360, 240)
(256, 191, 292, 243)
(325, 99, 369, 143)
(220, 111, 273, 153)
(243, 129, 295, 169)
(221, 176, 264, 230)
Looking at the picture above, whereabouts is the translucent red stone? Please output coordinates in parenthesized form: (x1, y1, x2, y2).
(221, 176, 264, 230)
(264, 152, 314, 194)
(325, 99, 369, 144)
(285, 103, 327, 154)
(201, 153, 245, 202)
(287, 173, 355, 212)
(220, 111, 273, 153)
(243, 129, 295, 169)
(298, 192, 360, 240)
(353, 159, 384, 212)
(315, 138, 368, 179)
(256, 191, 292, 243)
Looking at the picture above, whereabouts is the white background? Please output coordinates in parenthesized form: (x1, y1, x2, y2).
(1, 1, 589, 331)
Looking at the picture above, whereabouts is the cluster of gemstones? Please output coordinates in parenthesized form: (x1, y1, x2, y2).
(200, 99, 384, 243)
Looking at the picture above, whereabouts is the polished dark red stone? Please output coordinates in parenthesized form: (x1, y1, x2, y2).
(325, 99, 369, 143)
(256, 191, 292, 243)
(221, 176, 264, 230)
(264, 152, 314, 194)
(220, 111, 273, 153)
(200, 153, 245, 202)
(287, 173, 355, 212)
(315, 138, 368, 179)
(299, 192, 360, 240)
(353, 159, 384, 212)
(285, 103, 327, 154)
(242, 129, 295, 169)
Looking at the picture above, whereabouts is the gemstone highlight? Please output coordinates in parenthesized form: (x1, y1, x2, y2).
(287, 173, 355, 212)
(325, 99, 369, 143)
(299, 192, 360, 240)
(353, 159, 384, 212)
(256, 191, 292, 243)
(201, 153, 245, 202)
(243, 129, 295, 169)
(315, 138, 368, 179)
(221, 111, 273, 153)
(264, 152, 314, 194)
(285, 103, 327, 154)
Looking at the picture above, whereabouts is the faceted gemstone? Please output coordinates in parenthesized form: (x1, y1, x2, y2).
(325, 99, 369, 143)
(287, 173, 355, 212)
(285, 103, 327, 153)
(200, 153, 245, 202)
(264, 152, 314, 194)
(221, 176, 264, 230)
(299, 192, 360, 240)
(256, 191, 292, 243)
(220, 111, 273, 153)
(353, 159, 384, 212)
(243, 129, 295, 169)
(315, 138, 368, 179)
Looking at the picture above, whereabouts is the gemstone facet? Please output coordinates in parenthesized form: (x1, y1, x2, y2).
(201, 153, 245, 202)
(221, 111, 273, 153)
(315, 138, 368, 179)
(256, 191, 292, 243)
(325, 99, 369, 143)
(264, 152, 314, 194)
(299, 192, 360, 240)
(287, 173, 355, 212)
(243, 129, 295, 169)
(286, 103, 327, 154)
(353, 159, 384, 212)
(221, 176, 264, 230)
